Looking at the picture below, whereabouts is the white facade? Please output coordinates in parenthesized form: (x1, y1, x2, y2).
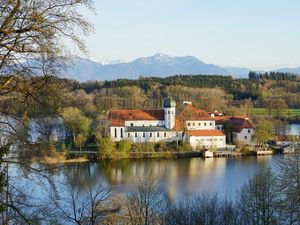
(216, 124, 224, 131)
(110, 126, 126, 142)
(186, 120, 215, 130)
(110, 126, 178, 143)
(188, 135, 226, 150)
(234, 128, 254, 145)
(125, 131, 178, 143)
(164, 107, 176, 129)
(124, 120, 165, 127)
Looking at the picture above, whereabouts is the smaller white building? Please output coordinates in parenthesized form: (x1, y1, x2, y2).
(215, 116, 254, 145)
(187, 130, 226, 150)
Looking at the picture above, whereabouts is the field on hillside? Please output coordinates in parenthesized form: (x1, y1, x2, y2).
(251, 108, 300, 117)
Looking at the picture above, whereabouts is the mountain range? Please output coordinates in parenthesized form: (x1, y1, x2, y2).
(62, 53, 300, 81)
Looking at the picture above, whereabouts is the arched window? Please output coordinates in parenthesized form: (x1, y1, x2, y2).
(121, 128, 123, 138)
(130, 123, 134, 127)
(157, 132, 160, 137)
(143, 133, 145, 137)
(168, 110, 170, 114)
(150, 133, 152, 137)
(164, 132, 166, 137)
(135, 133, 137, 137)
(114, 128, 117, 138)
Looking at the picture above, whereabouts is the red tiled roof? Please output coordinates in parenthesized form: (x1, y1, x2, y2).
(109, 110, 164, 126)
(215, 116, 253, 132)
(188, 130, 225, 137)
(215, 116, 230, 125)
(230, 117, 253, 132)
(276, 135, 287, 142)
(175, 105, 214, 131)
(180, 105, 213, 120)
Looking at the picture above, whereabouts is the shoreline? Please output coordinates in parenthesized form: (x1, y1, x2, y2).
(35, 155, 89, 165)
(37, 150, 275, 164)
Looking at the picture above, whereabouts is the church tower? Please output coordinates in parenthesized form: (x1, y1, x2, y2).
(163, 97, 176, 129)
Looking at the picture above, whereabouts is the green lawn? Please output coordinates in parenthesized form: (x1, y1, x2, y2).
(251, 108, 300, 117)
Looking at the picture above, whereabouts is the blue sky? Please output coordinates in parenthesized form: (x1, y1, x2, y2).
(79, 0, 300, 69)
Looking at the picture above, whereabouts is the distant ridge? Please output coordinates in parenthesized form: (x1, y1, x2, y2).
(61, 53, 299, 81)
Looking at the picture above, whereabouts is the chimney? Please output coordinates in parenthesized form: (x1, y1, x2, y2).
(183, 101, 192, 105)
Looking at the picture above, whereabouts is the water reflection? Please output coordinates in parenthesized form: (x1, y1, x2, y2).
(59, 156, 277, 200)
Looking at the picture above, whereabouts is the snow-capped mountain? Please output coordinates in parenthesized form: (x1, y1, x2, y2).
(63, 53, 233, 81)
(61, 53, 300, 81)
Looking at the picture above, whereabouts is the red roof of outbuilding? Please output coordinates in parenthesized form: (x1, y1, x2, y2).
(276, 135, 288, 142)
(108, 110, 164, 126)
(188, 130, 225, 137)
(215, 116, 253, 132)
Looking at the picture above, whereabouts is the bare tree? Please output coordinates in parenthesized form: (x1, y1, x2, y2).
(123, 171, 166, 225)
(50, 179, 120, 225)
(276, 152, 300, 225)
(0, 0, 94, 138)
(0, 0, 94, 223)
(238, 167, 280, 225)
(164, 193, 240, 225)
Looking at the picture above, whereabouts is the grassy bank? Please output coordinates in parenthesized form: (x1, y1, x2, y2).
(251, 108, 300, 120)
(100, 151, 203, 160)
(34, 154, 89, 164)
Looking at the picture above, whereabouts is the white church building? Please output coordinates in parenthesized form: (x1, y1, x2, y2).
(108, 98, 226, 150)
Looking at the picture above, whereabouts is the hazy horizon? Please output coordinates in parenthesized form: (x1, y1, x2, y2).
(75, 0, 300, 71)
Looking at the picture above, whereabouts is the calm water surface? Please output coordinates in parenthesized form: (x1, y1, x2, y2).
(53, 155, 280, 200)
(288, 123, 300, 135)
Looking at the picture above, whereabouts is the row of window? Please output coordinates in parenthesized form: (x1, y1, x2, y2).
(114, 128, 123, 138)
(130, 123, 160, 127)
(187, 122, 213, 127)
(114, 128, 169, 138)
(167, 110, 174, 114)
(196, 138, 223, 142)
(128, 132, 167, 138)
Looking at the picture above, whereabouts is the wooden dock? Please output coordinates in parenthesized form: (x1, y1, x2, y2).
(256, 150, 273, 155)
(214, 151, 242, 157)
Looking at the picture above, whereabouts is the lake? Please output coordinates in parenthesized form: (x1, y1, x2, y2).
(288, 123, 300, 135)
(45, 155, 281, 201)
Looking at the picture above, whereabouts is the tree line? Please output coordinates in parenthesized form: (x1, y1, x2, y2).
(249, 71, 298, 81)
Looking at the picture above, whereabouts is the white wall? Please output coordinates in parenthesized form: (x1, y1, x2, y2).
(164, 107, 176, 129)
(186, 120, 215, 130)
(216, 124, 224, 131)
(189, 135, 226, 150)
(124, 120, 165, 127)
(111, 127, 179, 143)
(125, 131, 178, 143)
(110, 126, 126, 141)
(234, 128, 253, 145)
